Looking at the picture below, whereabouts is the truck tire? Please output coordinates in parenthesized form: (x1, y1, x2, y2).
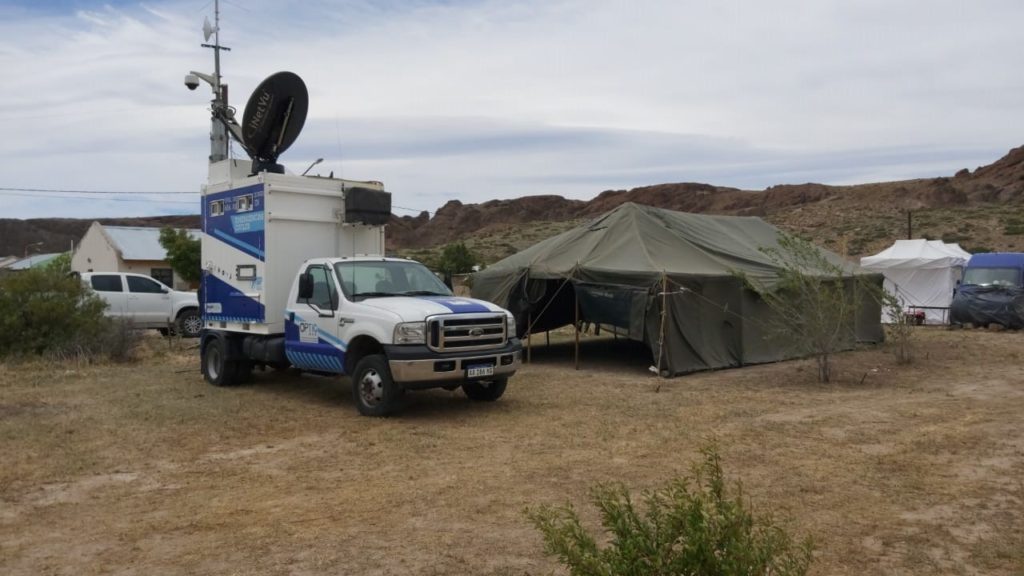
(463, 378, 507, 401)
(176, 308, 202, 338)
(202, 336, 239, 387)
(352, 354, 404, 416)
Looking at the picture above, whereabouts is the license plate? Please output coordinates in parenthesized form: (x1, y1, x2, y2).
(466, 365, 494, 378)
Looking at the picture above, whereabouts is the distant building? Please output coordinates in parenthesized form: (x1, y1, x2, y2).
(71, 222, 200, 290)
(1, 253, 64, 272)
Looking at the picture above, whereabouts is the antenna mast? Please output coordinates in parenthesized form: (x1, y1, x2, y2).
(198, 0, 232, 163)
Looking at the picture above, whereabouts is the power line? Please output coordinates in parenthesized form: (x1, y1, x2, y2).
(0, 187, 436, 215)
(0, 186, 195, 195)
(0, 191, 197, 205)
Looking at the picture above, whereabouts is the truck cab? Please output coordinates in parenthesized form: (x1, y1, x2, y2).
(284, 257, 520, 415)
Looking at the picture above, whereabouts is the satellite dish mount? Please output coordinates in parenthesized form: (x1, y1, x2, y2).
(185, 0, 309, 174)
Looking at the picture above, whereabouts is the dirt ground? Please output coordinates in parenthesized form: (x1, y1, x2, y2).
(1, 328, 1022, 575)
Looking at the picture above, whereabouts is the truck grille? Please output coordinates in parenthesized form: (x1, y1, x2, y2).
(428, 313, 507, 352)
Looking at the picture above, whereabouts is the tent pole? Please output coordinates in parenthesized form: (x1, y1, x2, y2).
(574, 291, 580, 370)
(546, 330, 550, 346)
(527, 310, 532, 364)
(656, 273, 668, 376)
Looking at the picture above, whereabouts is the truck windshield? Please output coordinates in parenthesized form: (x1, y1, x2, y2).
(334, 260, 453, 301)
(962, 267, 1021, 287)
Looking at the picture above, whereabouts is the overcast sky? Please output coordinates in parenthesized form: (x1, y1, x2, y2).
(1, 0, 1022, 219)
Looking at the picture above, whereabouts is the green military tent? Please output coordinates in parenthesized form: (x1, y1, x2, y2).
(471, 202, 883, 376)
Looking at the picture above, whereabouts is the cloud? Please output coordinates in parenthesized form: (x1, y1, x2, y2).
(0, 0, 1022, 220)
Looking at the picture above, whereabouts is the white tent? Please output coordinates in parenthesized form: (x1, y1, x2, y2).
(860, 239, 971, 324)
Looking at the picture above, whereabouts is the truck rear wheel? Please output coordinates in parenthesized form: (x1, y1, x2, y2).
(463, 378, 507, 401)
(352, 354, 404, 416)
(202, 336, 238, 387)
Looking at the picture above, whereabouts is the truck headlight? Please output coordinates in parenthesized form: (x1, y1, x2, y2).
(505, 313, 517, 337)
(393, 321, 426, 344)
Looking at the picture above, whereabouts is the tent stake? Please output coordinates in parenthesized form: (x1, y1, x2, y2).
(574, 292, 580, 370)
(546, 330, 550, 346)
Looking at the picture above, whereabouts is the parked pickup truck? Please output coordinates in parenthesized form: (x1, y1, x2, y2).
(80, 272, 201, 337)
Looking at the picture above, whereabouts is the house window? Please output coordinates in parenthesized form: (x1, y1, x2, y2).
(236, 194, 254, 212)
(151, 268, 174, 288)
(209, 200, 224, 216)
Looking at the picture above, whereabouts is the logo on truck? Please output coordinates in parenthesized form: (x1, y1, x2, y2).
(299, 322, 319, 343)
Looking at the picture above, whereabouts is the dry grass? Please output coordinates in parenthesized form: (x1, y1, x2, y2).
(1, 329, 1023, 575)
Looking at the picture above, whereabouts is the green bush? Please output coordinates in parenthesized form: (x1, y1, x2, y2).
(527, 446, 813, 576)
(0, 266, 137, 361)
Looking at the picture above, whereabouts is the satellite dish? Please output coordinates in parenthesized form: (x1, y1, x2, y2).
(202, 16, 215, 42)
(241, 71, 309, 173)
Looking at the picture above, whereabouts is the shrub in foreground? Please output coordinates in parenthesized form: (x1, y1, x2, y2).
(527, 446, 813, 576)
(0, 267, 138, 361)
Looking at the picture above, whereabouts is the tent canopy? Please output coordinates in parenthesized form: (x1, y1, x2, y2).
(860, 239, 970, 270)
(860, 239, 970, 324)
(473, 203, 882, 375)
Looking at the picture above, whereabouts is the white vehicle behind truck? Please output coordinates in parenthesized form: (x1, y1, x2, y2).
(80, 272, 201, 337)
(186, 21, 520, 415)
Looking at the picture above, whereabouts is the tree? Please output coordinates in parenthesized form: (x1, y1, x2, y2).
(0, 266, 111, 357)
(46, 252, 72, 274)
(740, 234, 877, 383)
(436, 242, 476, 275)
(159, 227, 201, 285)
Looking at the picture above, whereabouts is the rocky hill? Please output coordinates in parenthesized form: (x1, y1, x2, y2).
(393, 145, 1024, 262)
(4, 145, 1023, 262)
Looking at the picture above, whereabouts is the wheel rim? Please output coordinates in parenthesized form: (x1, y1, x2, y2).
(183, 315, 202, 336)
(359, 368, 385, 406)
(206, 345, 221, 380)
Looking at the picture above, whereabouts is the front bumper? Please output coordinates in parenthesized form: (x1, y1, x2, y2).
(385, 339, 522, 389)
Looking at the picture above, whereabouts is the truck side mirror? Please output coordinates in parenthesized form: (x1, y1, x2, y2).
(298, 273, 314, 299)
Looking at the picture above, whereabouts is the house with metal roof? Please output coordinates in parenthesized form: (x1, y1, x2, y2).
(1, 253, 64, 272)
(71, 222, 200, 289)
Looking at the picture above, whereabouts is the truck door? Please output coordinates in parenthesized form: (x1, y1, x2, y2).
(126, 275, 172, 326)
(89, 274, 126, 318)
(284, 264, 347, 373)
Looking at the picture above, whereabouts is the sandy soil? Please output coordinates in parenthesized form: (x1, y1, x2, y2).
(1, 329, 1022, 575)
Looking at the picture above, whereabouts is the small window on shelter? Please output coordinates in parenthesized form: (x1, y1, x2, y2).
(236, 194, 253, 212)
(209, 200, 224, 216)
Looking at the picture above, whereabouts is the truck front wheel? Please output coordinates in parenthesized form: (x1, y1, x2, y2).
(463, 378, 507, 401)
(352, 354, 404, 416)
(202, 336, 238, 387)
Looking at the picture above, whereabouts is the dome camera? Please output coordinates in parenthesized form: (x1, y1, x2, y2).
(184, 73, 200, 91)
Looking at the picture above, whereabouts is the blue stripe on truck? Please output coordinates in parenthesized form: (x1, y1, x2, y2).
(415, 296, 491, 313)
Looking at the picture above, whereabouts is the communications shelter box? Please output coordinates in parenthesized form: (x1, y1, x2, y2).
(201, 161, 390, 335)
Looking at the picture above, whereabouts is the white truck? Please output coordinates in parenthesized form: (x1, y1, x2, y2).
(186, 22, 520, 415)
(80, 272, 201, 337)
(198, 156, 522, 416)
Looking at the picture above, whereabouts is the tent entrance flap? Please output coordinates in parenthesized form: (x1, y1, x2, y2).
(574, 282, 648, 340)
